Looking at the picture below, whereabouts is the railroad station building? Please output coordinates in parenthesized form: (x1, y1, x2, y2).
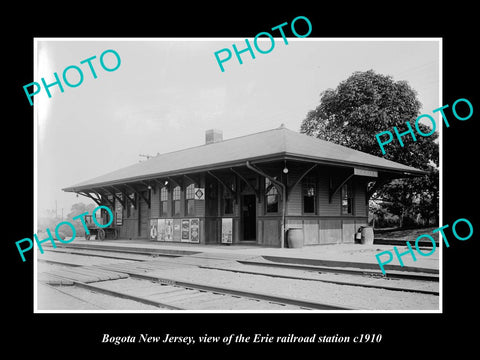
(63, 125, 425, 247)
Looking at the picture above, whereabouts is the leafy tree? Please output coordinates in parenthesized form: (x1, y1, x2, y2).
(301, 70, 439, 227)
(64, 202, 96, 237)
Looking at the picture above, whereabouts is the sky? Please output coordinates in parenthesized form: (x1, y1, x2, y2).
(34, 38, 440, 218)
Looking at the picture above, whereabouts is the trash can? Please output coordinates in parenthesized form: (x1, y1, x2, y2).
(361, 226, 374, 245)
(287, 228, 304, 248)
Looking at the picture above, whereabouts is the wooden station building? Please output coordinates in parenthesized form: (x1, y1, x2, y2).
(63, 125, 425, 247)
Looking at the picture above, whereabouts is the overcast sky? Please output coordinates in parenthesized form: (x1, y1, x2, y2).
(35, 38, 440, 219)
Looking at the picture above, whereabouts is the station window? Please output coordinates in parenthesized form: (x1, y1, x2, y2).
(303, 177, 316, 214)
(341, 182, 353, 215)
(265, 178, 279, 213)
(185, 183, 195, 216)
(160, 187, 168, 217)
(173, 186, 181, 216)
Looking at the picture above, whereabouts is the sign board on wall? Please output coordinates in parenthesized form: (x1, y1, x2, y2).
(221, 218, 233, 244)
(115, 194, 123, 225)
(194, 188, 205, 200)
(354, 168, 378, 177)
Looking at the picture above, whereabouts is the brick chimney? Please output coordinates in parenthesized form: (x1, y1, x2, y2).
(205, 129, 223, 144)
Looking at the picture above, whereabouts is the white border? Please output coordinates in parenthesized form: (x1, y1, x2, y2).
(33, 37, 443, 314)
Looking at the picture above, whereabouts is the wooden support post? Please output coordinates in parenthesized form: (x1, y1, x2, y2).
(246, 161, 286, 249)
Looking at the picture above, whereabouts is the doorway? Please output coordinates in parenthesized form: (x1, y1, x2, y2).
(241, 194, 256, 241)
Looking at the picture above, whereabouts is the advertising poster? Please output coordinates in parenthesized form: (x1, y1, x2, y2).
(149, 219, 158, 240)
(164, 219, 173, 242)
(181, 219, 190, 242)
(221, 218, 233, 244)
(190, 218, 199, 243)
(172, 219, 181, 242)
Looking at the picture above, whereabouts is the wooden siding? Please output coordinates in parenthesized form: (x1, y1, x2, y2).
(287, 183, 302, 216)
(258, 218, 280, 246)
(303, 219, 319, 245)
(318, 174, 340, 216)
(151, 186, 160, 218)
(342, 219, 356, 244)
(286, 216, 368, 245)
(204, 218, 220, 244)
(354, 180, 367, 217)
(319, 219, 342, 244)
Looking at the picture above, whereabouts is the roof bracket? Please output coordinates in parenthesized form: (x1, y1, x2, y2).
(230, 167, 260, 201)
(329, 172, 354, 203)
(78, 191, 103, 206)
(287, 163, 318, 200)
(207, 171, 237, 198)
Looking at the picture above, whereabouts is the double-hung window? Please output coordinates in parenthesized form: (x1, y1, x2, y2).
(303, 177, 316, 214)
(265, 178, 279, 213)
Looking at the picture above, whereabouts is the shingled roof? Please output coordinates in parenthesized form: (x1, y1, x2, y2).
(63, 126, 426, 192)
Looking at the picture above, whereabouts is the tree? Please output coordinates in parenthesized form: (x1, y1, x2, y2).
(65, 202, 96, 236)
(301, 70, 439, 227)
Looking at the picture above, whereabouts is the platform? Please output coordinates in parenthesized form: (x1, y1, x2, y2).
(42, 237, 440, 273)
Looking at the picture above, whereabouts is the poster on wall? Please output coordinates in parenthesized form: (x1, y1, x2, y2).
(173, 219, 181, 242)
(181, 219, 190, 242)
(190, 218, 199, 243)
(165, 219, 173, 241)
(115, 194, 123, 226)
(150, 219, 158, 240)
(221, 218, 233, 244)
(157, 219, 165, 242)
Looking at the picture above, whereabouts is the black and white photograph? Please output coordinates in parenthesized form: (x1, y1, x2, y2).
(33, 38, 441, 312)
(7, 7, 478, 355)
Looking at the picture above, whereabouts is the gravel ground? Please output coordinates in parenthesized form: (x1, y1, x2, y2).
(207, 262, 439, 293)
(35, 250, 439, 311)
(38, 251, 141, 266)
(144, 267, 439, 310)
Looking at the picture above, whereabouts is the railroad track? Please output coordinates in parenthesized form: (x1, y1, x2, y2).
(41, 246, 439, 296)
(38, 256, 354, 311)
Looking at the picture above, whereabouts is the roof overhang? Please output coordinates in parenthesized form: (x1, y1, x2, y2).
(63, 152, 427, 193)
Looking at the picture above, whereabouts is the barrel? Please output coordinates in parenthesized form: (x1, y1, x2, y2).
(361, 226, 374, 245)
(287, 228, 304, 248)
